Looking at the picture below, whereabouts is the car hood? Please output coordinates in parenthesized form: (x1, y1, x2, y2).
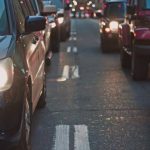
(0, 35, 13, 59)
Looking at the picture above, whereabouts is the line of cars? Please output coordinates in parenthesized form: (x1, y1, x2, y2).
(0, 0, 70, 149)
(97, 0, 150, 80)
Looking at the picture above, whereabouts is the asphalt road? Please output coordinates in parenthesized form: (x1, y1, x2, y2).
(31, 19, 150, 150)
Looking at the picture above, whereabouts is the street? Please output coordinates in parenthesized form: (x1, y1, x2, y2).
(31, 19, 150, 150)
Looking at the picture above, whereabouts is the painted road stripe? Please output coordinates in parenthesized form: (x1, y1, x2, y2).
(73, 47, 78, 53)
(74, 125, 90, 150)
(62, 65, 69, 79)
(71, 32, 77, 35)
(69, 37, 72, 41)
(53, 125, 70, 150)
(73, 37, 77, 41)
(67, 46, 71, 53)
(71, 66, 80, 79)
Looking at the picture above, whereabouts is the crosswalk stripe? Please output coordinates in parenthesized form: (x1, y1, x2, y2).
(53, 125, 70, 150)
(74, 125, 90, 150)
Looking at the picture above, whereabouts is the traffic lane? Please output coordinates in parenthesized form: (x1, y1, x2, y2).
(31, 19, 150, 150)
(75, 19, 150, 110)
(31, 109, 150, 149)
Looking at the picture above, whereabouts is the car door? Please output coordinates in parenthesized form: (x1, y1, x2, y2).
(12, 0, 46, 111)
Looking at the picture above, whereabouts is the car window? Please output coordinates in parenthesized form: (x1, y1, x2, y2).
(0, 0, 9, 35)
(26, 0, 38, 15)
(104, 2, 126, 18)
(12, 0, 26, 33)
(19, 0, 30, 17)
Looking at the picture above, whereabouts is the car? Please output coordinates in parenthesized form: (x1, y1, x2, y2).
(119, 0, 150, 80)
(41, 2, 61, 53)
(96, 0, 127, 52)
(0, 0, 46, 149)
(52, 0, 71, 41)
(32, 0, 58, 64)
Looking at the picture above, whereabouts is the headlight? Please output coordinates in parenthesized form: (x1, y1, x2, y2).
(109, 21, 119, 32)
(0, 58, 14, 91)
(58, 17, 64, 24)
(51, 22, 56, 28)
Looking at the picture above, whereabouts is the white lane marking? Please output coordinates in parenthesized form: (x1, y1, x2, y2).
(71, 65, 80, 79)
(73, 37, 77, 41)
(73, 47, 78, 53)
(74, 125, 90, 150)
(53, 125, 70, 150)
(62, 65, 69, 79)
(71, 32, 77, 35)
(67, 46, 71, 53)
(69, 37, 72, 41)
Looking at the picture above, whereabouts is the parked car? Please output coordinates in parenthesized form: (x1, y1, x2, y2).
(40, 1, 61, 53)
(0, 0, 46, 149)
(52, 0, 71, 41)
(32, 0, 58, 64)
(97, 0, 127, 52)
(119, 0, 150, 80)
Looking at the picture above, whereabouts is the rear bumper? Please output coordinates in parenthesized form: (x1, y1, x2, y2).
(101, 33, 119, 47)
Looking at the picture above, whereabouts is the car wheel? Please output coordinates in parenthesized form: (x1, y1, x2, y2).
(131, 50, 148, 80)
(37, 73, 46, 108)
(60, 26, 67, 42)
(51, 40, 60, 53)
(120, 47, 131, 68)
(51, 31, 60, 53)
(101, 37, 108, 53)
(19, 85, 32, 150)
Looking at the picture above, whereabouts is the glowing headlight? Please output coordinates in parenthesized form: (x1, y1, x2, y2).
(109, 21, 119, 32)
(51, 22, 56, 28)
(0, 58, 14, 91)
(58, 17, 64, 24)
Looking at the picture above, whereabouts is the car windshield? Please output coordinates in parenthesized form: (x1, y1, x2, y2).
(139, 0, 150, 10)
(104, 2, 126, 18)
(0, 0, 9, 35)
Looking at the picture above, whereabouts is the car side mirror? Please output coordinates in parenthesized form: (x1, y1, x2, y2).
(25, 16, 46, 33)
(127, 5, 135, 15)
(42, 5, 57, 16)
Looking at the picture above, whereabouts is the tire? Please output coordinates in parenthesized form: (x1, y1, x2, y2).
(18, 85, 32, 150)
(60, 26, 67, 42)
(45, 57, 51, 66)
(131, 50, 148, 80)
(51, 30, 60, 53)
(61, 32, 67, 42)
(101, 37, 108, 53)
(37, 73, 46, 108)
(120, 47, 131, 68)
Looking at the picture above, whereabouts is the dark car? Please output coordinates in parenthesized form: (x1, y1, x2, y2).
(52, 0, 71, 41)
(41, 1, 61, 53)
(0, 0, 46, 149)
(97, 0, 127, 52)
(119, 0, 150, 80)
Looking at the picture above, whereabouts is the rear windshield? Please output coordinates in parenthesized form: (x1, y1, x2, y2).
(139, 0, 150, 10)
(104, 2, 126, 18)
(0, 0, 9, 35)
